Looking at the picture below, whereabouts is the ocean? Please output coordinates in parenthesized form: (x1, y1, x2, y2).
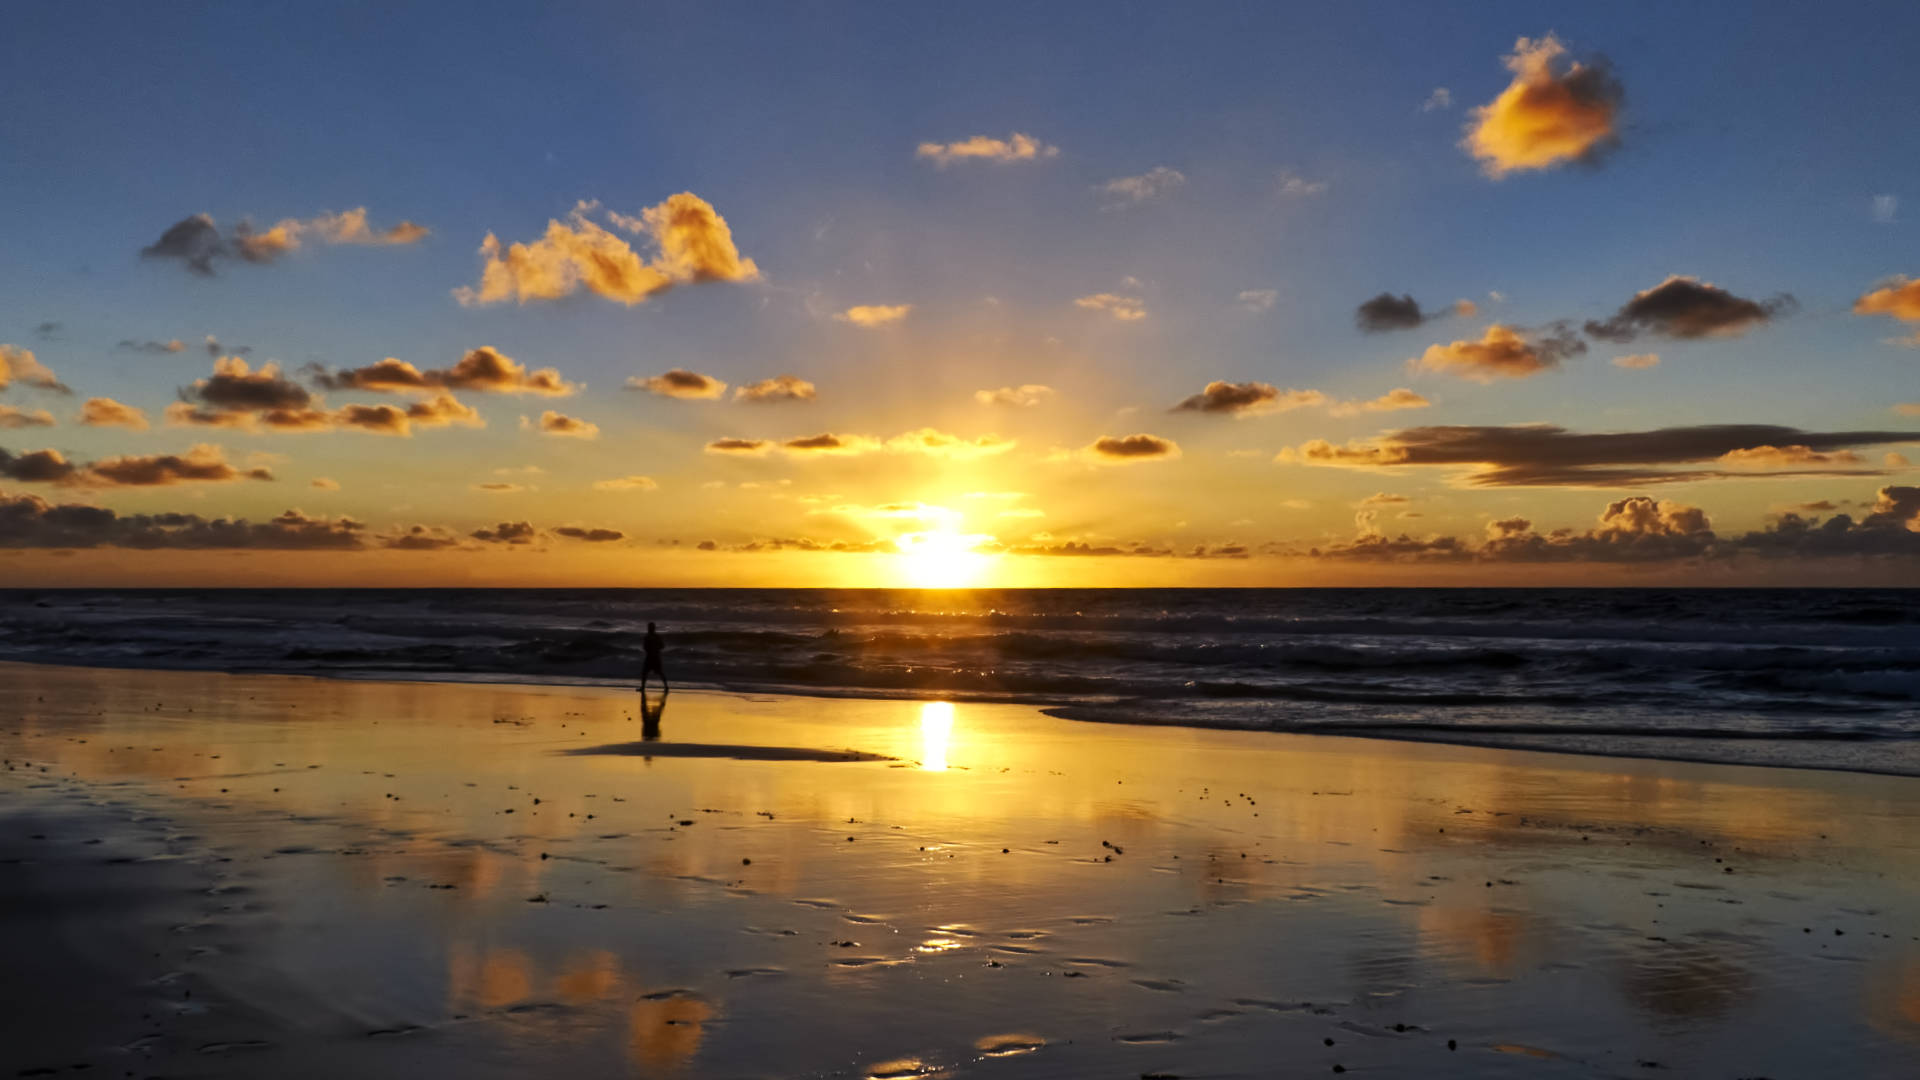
(3, 587, 1917, 776)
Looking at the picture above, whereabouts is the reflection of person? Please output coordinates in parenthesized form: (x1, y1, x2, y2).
(640, 622, 669, 694)
(640, 690, 666, 741)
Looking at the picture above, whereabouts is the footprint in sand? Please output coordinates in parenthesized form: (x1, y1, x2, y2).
(1064, 956, 1131, 968)
(1131, 977, 1186, 993)
(1115, 1031, 1184, 1044)
(725, 967, 785, 978)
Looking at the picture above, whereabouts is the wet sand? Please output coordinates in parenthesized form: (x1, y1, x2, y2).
(3, 661, 1918, 1078)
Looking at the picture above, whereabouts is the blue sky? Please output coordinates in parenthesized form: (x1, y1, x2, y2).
(2, 2, 1917, 585)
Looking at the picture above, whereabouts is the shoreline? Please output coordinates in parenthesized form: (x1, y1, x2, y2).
(3, 661, 1918, 1077)
(4, 654, 1914, 780)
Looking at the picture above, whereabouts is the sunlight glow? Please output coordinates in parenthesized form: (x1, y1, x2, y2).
(894, 527, 995, 588)
(918, 700, 955, 771)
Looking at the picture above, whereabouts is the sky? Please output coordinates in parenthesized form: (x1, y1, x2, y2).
(3, 1, 1919, 587)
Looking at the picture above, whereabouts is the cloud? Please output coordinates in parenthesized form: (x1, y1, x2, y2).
(1087, 433, 1180, 463)
(1354, 293, 1473, 333)
(781, 432, 880, 456)
(455, 194, 758, 306)
(629, 368, 727, 399)
(1718, 444, 1865, 468)
(0, 346, 69, 393)
(836, 304, 911, 327)
(1612, 353, 1661, 370)
(1238, 289, 1278, 313)
(1584, 276, 1791, 342)
(975, 384, 1054, 408)
(1281, 422, 1919, 487)
(734, 375, 815, 403)
(705, 437, 772, 455)
(202, 335, 249, 358)
(1100, 166, 1186, 208)
(885, 428, 1016, 459)
(141, 209, 426, 274)
(330, 394, 484, 437)
(530, 411, 598, 439)
(0, 443, 271, 488)
(1074, 293, 1147, 321)
(1276, 170, 1328, 197)
(594, 475, 659, 491)
(182, 356, 312, 411)
(33, 323, 60, 339)
(0, 494, 365, 550)
(473, 482, 526, 493)
(1327, 388, 1431, 418)
(312, 347, 578, 396)
(1421, 87, 1453, 112)
(1412, 323, 1585, 381)
(118, 338, 187, 355)
(1872, 195, 1899, 224)
(1854, 277, 1920, 345)
(471, 521, 537, 545)
(310, 477, 340, 491)
(1358, 492, 1411, 506)
(1462, 34, 1623, 177)
(0, 406, 55, 429)
(553, 526, 625, 542)
(915, 132, 1059, 166)
(381, 525, 463, 551)
(1172, 381, 1327, 417)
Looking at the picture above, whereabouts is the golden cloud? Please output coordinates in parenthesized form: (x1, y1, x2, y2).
(78, 398, 148, 430)
(915, 132, 1059, 166)
(1856, 277, 1920, 345)
(530, 411, 598, 439)
(0, 345, 68, 393)
(1327, 388, 1432, 417)
(836, 304, 912, 327)
(629, 369, 728, 399)
(975, 384, 1054, 407)
(84, 444, 273, 487)
(455, 194, 757, 306)
(0, 406, 55, 429)
(734, 375, 816, 403)
(144, 209, 425, 274)
(885, 428, 1016, 459)
(1074, 293, 1147, 321)
(1718, 444, 1866, 468)
(1612, 353, 1661, 370)
(315, 347, 577, 397)
(1463, 34, 1622, 177)
(1172, 381, 1326, 416)
(594, 475, 659, 491)
(1412, 324, 1584, 381)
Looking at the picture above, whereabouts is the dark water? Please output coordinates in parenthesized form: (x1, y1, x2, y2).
(3, 588, 1919, 775)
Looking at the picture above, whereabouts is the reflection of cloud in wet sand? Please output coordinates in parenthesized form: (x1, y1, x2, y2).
(446, 943, 713, 1068)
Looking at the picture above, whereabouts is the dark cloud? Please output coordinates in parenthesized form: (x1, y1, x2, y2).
(1283, 423, 1917, 487)
(33, 322, 61, 339)
(1171, 381, 1326, 416)
(0, 448, 79, 484)
(705, 437, 771, 455)
(0, 495, 362, 550)
(181, 357, 312, 411)
(471, 521, 537, 544)
(1088, 433, 1180, 462)
(381, 525, 462, 550)
(1584, 276, 1792, 343)
(119, 339, 188, 355)
(84, 445, 273, 487)
(781, 432, 877, 455)
(1356, 293, 1425, 332)
(553, 526, 625, 542)
(141, 214, 225, 276)
(628, 369, 727, 399)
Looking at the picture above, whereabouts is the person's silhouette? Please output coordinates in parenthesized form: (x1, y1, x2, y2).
(640, 621, 669, 694)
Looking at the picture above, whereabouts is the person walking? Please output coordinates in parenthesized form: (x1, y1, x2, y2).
(640, 621, 670, 694)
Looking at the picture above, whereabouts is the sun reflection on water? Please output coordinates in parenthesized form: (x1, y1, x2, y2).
(918, 700, 954, 771)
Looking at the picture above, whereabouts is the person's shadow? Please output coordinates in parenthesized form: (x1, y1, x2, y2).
(640, 690, 668, 741)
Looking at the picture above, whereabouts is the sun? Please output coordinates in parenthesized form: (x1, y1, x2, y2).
(894, 526, 995, 588)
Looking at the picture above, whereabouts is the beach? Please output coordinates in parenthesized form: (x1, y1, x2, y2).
(4, 660, 1918, 1078)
